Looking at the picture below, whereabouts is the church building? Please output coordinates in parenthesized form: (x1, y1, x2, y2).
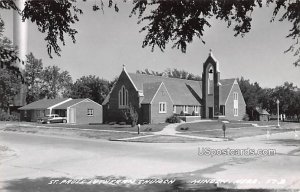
(102, 51, 246, 124)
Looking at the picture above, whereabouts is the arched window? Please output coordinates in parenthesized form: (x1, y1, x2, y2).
(208, 66, 214, 94)
(119, 85, 128, 108)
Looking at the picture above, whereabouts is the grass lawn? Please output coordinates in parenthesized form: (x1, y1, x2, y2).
(252, 121, 300, 129)
(3, 126, 149, 141)
(176, 121, 254, 132)
(42, 122, 168, 133)
(179, 127, 266, 139)
(177, 120, 300, 139)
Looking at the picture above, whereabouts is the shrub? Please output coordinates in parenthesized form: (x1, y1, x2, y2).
(0, 111, 19, 121)
(118, 121, 126, 125)
(121, 103, 138, 127)
(243, 114, 250, 121)
(166, 115, 181, 123)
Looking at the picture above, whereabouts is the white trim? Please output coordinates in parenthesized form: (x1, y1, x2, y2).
(234, 108, 238, 116)
(163, 83, 174, 104)
(48, 98, 72, 114)
(224, 79, 237, 105)
(183, 105, 188, 113)
(68, 98, 102, 108)
(150, 82, 163, 104)
(234, 92, 238, 101)
(193, 106, 199, 113)
(173, 105, 176, 113)
(159, 102, 167, 113)
(150, 82, 174, 104)
(118, 85, 129, 108)
(87, 108, 94, 116)
(123, 68, 139, 91)
(209, 52, 220, 72)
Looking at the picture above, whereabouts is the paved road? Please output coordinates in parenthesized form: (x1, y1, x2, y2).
(0, 130, 300, 190)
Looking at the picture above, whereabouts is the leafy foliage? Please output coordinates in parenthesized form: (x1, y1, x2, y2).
(166, 114, 181, 123)
(131, 0, 300, 66)
(24, 53, 43, 103)
(22, 0, 83, 58)
(136, 68, 201, 81)
(0, 110, 19, 121)
(238, 77, 300, 121)
(69, 75, 110, 104)
(0, 21, 20, 72)
(0, 0, 299, 66)
(39, 65, 73, 99)
(0, 67, 21, 110)
(121, 103, 138, 127)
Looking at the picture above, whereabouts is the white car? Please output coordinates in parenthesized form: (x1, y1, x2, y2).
(38, 114, 67, 124)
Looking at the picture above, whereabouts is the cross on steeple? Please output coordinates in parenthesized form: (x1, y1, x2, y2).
(209, 49, 213, 56)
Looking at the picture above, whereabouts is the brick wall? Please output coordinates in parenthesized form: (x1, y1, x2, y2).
(224, 84, 246, 120)
(105, 70, 140, 123)
(72, 101, 102, 124)
(150, 83, 173, 124)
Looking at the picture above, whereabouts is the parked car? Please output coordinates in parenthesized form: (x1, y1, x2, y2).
(38, 114, 67, 124)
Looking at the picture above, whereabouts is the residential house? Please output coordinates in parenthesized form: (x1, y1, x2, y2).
(19, 98, 103, 124)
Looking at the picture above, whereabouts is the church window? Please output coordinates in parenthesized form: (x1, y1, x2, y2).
(119, 85, 128, 108)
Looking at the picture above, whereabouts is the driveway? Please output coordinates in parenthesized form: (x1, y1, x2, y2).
(0, 129, 300, 190)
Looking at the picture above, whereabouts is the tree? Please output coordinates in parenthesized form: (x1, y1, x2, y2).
(0, 0, 299, 66)
(136, 68, 201, 81)
(24, 53, 43, 103)
(0, 10, 19, 67)
(69, 75, 110, 104)
(293, 91, 300, 122)
(272, 82, 297, 121)
(0, 67, 21, 111)
(109, 76, 119, 90)
(121, 103, 138, 127)
(259, 88, 275, 114)
(238, 77, 264, 120)
(131, 0, 300, 66)
(40, 65, 72, 99)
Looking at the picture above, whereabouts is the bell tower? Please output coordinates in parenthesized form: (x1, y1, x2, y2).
(202, 50, 220, 119)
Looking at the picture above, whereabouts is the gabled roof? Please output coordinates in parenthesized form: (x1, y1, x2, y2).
(52, 99, 86, 109)
(255, 107, 270, 115)
(141, 82, 162, 104)
(19, 98, 70, 110)
(128, 73, 202, 105)
(219, 78, 236, 105)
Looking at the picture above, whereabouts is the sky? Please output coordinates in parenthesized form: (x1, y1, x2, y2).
(2, 1, 299, 88)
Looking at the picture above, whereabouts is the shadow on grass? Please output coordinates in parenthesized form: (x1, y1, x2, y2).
(269, 139, 300, 155)
(270, 139, 300, 147)
(3, 176, 286, 192)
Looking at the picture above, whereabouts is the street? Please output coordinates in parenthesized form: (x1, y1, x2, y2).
(0, 130, 300, 191)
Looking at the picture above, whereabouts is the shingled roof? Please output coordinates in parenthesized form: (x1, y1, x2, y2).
(103, 70, 237, 106)
(128, 73, 202, 105)
(141, 82, 163, 104)
(52, 99, 87, 109)
(19, 98, 70, 110)
(219, 78, 236, 105)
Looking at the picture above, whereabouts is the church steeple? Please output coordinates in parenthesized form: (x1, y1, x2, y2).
(202, 50, 221, 119)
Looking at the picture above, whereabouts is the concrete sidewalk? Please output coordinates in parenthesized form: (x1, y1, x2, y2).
(117, 121, 226, 142)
